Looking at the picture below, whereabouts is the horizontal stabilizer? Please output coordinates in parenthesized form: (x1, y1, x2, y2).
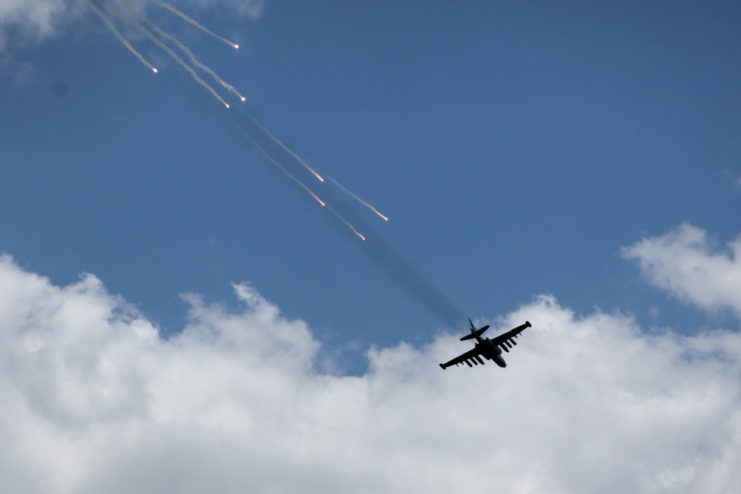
(460, 324, 490, 341)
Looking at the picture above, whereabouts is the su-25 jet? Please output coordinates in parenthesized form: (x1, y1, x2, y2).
(439, 319, 532, 369)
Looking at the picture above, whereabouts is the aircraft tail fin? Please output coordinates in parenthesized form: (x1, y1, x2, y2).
(460, 320, 490, 341)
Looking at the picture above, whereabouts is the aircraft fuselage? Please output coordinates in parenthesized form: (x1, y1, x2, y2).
(475, 337, 507, 367)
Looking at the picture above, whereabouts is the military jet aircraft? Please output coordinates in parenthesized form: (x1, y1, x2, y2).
(439, 319, 531, 369)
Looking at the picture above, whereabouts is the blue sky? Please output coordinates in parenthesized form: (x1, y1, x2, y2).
(2, 0, 740, 356)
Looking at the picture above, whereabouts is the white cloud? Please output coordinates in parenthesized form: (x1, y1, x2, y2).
(0, 0, 69, 36)
(186, 0, 264, 20)
(622, 223, 741, 318)
(1, 254, 740, 493)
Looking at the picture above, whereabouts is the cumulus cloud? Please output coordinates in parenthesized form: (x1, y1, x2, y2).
(623, 223, 741, 318)
(1, 254, 740, 493)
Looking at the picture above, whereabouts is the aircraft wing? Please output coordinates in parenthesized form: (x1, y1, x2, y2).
(489, 321, 531, 352)
(439, 346, 486, 369)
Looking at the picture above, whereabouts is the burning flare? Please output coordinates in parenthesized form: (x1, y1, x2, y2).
(329, 177, 389, 222)
(124, 1, 248, 103)
(106, 1, 230, 109)
(248, 115, 325, 183)
(238, 129, 326, 208)
(151, 0, 240, 49)
(327, 205, 366, 241)
(83, 0, 158, 73)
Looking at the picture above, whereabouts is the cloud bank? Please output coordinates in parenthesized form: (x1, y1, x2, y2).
(623, 223, 741, 318)
(1, 253, 740, 493)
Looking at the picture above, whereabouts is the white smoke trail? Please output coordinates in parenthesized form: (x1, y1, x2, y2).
(122, 0, 247, 102)
(326, 204, 366, 241)
(151, 0, 240, 49)
(329, 177, 389, 222)
(237, 128, 327, 208)
(104, 1, 230, 109)
(247, 115, 325, 183)
(83, 0, 158, 73)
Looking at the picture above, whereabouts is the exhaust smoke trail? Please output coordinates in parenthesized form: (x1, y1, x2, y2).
(105, 1, 231, 109)
(247, 115, 325, 183)
(237, 128, 327, 208)
(123, 0, 247, 102)
(316, 197, 465, 326)
(362, 227, 464, 327)
(151, 0, 240, 49)
(329, 177, 389, 222)
(83, 0, 158, 73)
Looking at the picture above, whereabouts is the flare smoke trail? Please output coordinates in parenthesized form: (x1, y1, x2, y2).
(237, 128, 327, 208)
(89, 0, 460, 326)
(247, 115, 326, 183)
(326, 205, 366, 241)
(151, 0, 240, 49)
(105, 1, 231, 109)
(123, 0, 247, 102)
(329, 177, 389, 222)
(235, 114, 459, 322)
(236, 126, 367, 241)
(83, 0, 158, 73)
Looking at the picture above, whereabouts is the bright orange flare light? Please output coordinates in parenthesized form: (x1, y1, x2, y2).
(328, 177, 389, 222)
(82, 0, 158, 74)
(127, 3, 249, 104)
(151, 0, 240, 50)
(248, 116, 325, 183)
(327, 205, 366, 241)
(238, 128, 326, 208)
(110, 1, 231, 110)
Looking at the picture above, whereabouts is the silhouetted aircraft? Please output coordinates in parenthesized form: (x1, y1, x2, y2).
(439, 319, 531, 369)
